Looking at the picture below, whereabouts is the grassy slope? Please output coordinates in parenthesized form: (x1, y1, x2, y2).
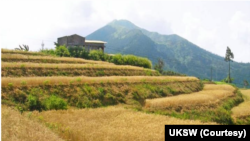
(2, 76, 202, 111)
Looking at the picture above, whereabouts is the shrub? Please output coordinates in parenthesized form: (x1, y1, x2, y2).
(55, 45, 70, 57)
(88, 50, 110, 61)
(68, 46, 89, 58)
(40, 48, 56, 56)
(110, 54, 152, 69)
(26, 95, 43, 111)
(43, 95, 67, 110)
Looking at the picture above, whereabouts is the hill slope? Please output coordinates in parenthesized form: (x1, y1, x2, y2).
(87, 19, 250, 87)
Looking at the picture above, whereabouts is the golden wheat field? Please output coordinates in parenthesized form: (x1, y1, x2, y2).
(144, 84, 235, 109)
(1, 105, 64, 141)
(231, 89, 250, 118)
(1, 76, 198, 87)
(1, 53, 114, 64)
(25, 106, 216, 141)
(1, 62, 146, 69)
(1, 49, 45, 56)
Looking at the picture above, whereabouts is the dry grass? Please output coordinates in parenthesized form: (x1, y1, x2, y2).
(231, 89, 250, 118)
(1, 76, 198, 87)
(1, 62, 148, 70)
(144, 84, 235, 109)
(27, 106, 217, 141)
(1, 105, 64, 141)
(1, 49, 45, 56)
(1, 53, 114, 65)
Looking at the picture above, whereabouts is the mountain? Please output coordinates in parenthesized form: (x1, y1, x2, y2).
(86, 19, 250, 87)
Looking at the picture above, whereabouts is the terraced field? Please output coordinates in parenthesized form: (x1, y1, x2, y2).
(143, 84, 243, 124)
(1, 49, 246, 141)
(1, 50, 202, 110)
(145, 84, 235, 110)
(231, 89, 250, 124)
(1, 53, 114, 64)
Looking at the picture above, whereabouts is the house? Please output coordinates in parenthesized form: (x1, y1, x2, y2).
(57, 34, 106, 52)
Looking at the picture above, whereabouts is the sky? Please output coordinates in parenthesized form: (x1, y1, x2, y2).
(1, 0, 250, 63)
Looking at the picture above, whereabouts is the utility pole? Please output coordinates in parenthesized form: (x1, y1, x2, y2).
(210, 67, 213, 81)
(41, 41, 44, 51)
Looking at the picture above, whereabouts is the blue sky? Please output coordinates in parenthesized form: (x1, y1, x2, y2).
(1, 0, 250, 63)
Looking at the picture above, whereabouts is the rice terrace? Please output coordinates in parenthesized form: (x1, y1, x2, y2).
(1, 48, 249, 141)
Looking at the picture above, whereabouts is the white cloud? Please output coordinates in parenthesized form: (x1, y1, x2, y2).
(0, 0, 249, 62)
(229, 11, 250, 44)
(228, 11, 250, 62)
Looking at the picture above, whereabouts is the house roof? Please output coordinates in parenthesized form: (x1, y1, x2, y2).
(85, 40, 107, 44)
(58, 34, 84, 39)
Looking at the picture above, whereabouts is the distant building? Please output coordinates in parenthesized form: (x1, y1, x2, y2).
(57, 34, 106, 52)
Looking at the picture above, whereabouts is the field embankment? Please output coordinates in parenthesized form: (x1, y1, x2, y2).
(231, 89, 250, 124)
(144, 84, 244, 124)
(1, 76, 202, 111)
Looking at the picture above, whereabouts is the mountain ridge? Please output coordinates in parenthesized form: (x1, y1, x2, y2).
(86, 19, 250, 87)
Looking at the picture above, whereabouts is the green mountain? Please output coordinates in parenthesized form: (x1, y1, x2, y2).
(86, 19, 250, 88)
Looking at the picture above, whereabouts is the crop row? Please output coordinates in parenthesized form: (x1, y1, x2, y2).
(1, 76, 198, 87)
(1, 53, 113, 64)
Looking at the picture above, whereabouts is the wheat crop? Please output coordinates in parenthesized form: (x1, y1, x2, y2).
(1, 105, 64, 141)
(1, 53, 114, 64)
(1, 76, 198, 87)
(1, 62, 147, 69)
(231, 89, 250, 118)
(27, 106, 217, 141)
(144, 84, 235, 109)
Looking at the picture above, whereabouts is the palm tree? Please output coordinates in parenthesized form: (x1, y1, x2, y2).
(15, 44, 29, 51)
(224, 46, 234, 83)
(244, 80, 249, 88)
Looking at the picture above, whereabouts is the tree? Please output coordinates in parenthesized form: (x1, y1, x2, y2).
(15, 44, 29, 51)
(244, 80, 249, 88)
(154, 58, 164, 74)
(224, 46, 234, 83)
(54, 42, 60, 48)
(55, 45, 70, 57)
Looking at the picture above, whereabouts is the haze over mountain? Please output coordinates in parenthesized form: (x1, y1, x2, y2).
(87, 19, 250, 87)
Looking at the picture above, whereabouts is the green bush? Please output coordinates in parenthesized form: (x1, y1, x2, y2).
(43, 95, 67, 110)
(68, 46, 89, 58)
(55, 45, 70, 57)
(110, 54, 152, 69)
(88, 50, 110, 61)
(40, 48, 56, 56)
(26, 95, 43, 111)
